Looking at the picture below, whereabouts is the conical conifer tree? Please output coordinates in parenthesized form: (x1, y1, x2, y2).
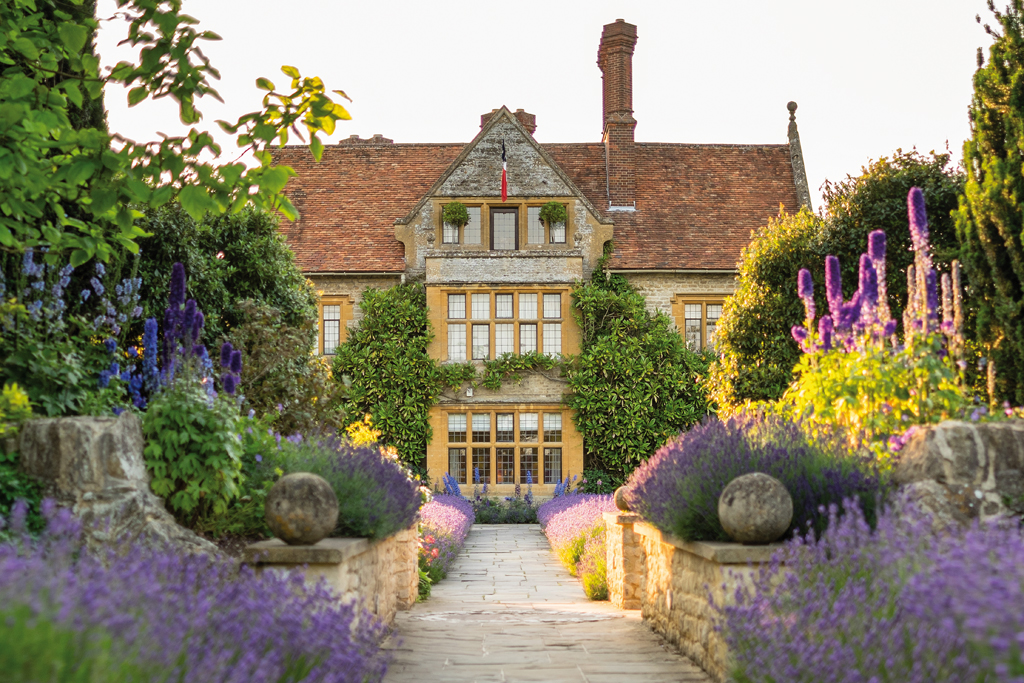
(956, 0, 1024, 403)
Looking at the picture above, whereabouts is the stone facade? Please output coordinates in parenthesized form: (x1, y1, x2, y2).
(620, 271, 738, 319)
(602, 516, 781, 683)
(243, 525, 418, 625)
(309, 273, 403, 330)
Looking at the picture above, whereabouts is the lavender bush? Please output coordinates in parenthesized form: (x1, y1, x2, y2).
(419, 494, 474, 583)
(721, 501, 1024, 682)
(625, 414, 882, 542)
(538, 494, 615, 583)
(0, 501, 389, 683)
(282, 434, 422, 538)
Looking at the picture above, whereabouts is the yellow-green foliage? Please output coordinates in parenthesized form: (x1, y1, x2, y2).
(0, 384, 32, 437)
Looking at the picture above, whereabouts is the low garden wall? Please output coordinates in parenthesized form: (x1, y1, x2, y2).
(605, 514, 781, 683)
(243, 527, 418, 625)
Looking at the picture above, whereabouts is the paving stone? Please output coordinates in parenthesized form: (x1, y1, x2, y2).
(381, 524, 710, 683)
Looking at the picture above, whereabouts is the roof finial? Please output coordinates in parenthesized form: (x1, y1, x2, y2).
(786, 101, 812, 211)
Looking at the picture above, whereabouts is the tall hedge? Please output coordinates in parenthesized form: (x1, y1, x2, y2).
(332, 284, 442, 467)
(566, 274, 712, 480)
(709, 151, 965, 409)
(956, 1, 1024, 404)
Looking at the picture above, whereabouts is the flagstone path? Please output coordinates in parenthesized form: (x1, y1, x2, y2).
(382, 524, 710, 683)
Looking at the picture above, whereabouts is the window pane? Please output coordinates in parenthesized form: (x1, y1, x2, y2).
(495, 294, 513, 318)
(492, 211, 516, 250)
(519, 293, 537, 319)
(542, 323, 561, 355)
(543, 293, 561, 319)
(519, 413, 538, 442)
(543, 447, 562, 484)
(520, 323, 537, 354)
(543, 413, 562, 442)
(706, 304, 723, 350)
(495, 324, 514, 356)
(471, 293, 490, 320)
(472, 324, 489, 360)
(448, 414, 467, 443)
(472, 414, 490, 442)
(520, 447, 538, 485)
(464, 207, 481, 244)
(549, 217, 566, 244)
(527, 206, 544, 244)
(323, 305, 341, 355)
(443, 221, 459, 244)
(472, 448, 491, 484)
(684, 303, 702, 351)
(496, 448, 515, 484)
(448, 294, 466, 319)
(448, 324, 466, 361)
(496, 413, 514, 442)
(449, 448, 467, 484)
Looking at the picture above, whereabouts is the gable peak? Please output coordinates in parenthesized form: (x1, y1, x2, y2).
(480, 107, 537, 136)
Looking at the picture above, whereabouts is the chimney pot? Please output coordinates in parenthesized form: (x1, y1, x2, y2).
(598, 19, 638, 207)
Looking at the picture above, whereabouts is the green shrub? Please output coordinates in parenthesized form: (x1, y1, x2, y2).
(566, 273, 712, 479)
(143, 383, 243, 522)
(134, 205, 318, 344)
(710, 151, 965, 409)
(441, 202, 470, 227)
(1, 384, 45, 533)
(226, 301, 345, 435)
(576, 468, 620, 494)
(577, 533, 608, 600)
(333, 284, 443, 466)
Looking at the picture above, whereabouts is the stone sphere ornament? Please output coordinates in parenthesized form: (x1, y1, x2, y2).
(718, 472, 793, 545)
(265, 473, 339, 545)
(614, 486, 631, 512)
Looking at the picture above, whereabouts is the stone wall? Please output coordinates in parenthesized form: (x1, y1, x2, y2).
(308, 273, 403, 330)
(619, 271, 737, 319)
(602, 518, 780, 683)
(603, 512, 642, 609)
(243, 526, 419, 625)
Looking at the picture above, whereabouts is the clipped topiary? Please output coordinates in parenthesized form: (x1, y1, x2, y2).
(442, 201, 470, 228)
(539, 201, 567, 226)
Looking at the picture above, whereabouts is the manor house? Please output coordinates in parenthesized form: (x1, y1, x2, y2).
(272, 19, 810, 495)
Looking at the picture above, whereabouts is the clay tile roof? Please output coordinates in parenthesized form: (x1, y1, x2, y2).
(545, 142, 800, 270)
(273, 138, 799, 273)
(272, 142, 464, 272)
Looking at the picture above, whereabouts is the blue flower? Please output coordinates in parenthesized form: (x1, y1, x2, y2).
(90, 277, 105, 296)
(255, 455, 263, 462)
(81, 289, 91, 302)
(94, 262, 106, 277)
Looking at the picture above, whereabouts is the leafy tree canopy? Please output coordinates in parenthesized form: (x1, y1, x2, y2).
(710, 150, 965, 409)
(1, 0, 349, 267)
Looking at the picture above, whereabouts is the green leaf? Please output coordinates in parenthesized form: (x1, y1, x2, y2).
(127, 86, 148, 106)
(281, 65, 300, 78)
(310, 135, 324, 162)
(255, 77, 275, 91)
(58, 23, 89, 53)
(178, 185, 214, 220)
(12, 37, 39, 60)
(69, 249, 90, 267)
(62, 81, 83, 108)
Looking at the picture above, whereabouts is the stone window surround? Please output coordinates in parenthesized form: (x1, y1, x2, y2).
(445, 406, 565, 485)
(443, 286, 566, 361)
(437, 199, 574, 252)
(318, 295, 353, 355)
(670, 296, 724, 351)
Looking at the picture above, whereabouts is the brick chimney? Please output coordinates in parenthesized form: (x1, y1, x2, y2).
(598, 19, 638, 209)
(480, 108, 537, 135)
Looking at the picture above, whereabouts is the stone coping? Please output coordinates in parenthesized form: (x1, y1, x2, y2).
(603, 511, 642, 525)
(633, 521, 784, 564)
(242, 537, 375, 565)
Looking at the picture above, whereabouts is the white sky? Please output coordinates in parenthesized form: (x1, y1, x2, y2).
(96, 0, 991, 210)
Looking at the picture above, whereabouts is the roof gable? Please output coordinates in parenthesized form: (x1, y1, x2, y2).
(397, 107, 610, 225)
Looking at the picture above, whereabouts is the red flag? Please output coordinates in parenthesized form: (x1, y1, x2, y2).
(501, 139, 508, 202)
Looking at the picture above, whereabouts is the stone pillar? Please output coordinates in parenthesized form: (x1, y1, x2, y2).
(603, 511, 642, 609)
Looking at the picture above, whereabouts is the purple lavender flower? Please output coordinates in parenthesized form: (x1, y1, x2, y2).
(825, 255, 842, 318)
(908, 186, 929, 249)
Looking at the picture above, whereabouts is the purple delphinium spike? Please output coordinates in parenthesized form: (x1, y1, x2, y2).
(180, 300, 197, 348)
(907, 187, 929, 250)
(192, 310, 204, 344)
(818, 316, 833, 351)
(858, 253, 878, 311)
(868, 230, 886, 262)
(868, 230, 892, 325)
(882, 320, 897, 337)
(791, 325, 808, 344)
(143, 318, 159, 393)
(220, 342, 233, 368)
(926, 268, 939, 323)
(168, 262, 186, 311)
(230, 349, 242, 375)
(825, 255, 842, 319)
(223, 373, 237, 395)
(797, 268, 816, 322)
